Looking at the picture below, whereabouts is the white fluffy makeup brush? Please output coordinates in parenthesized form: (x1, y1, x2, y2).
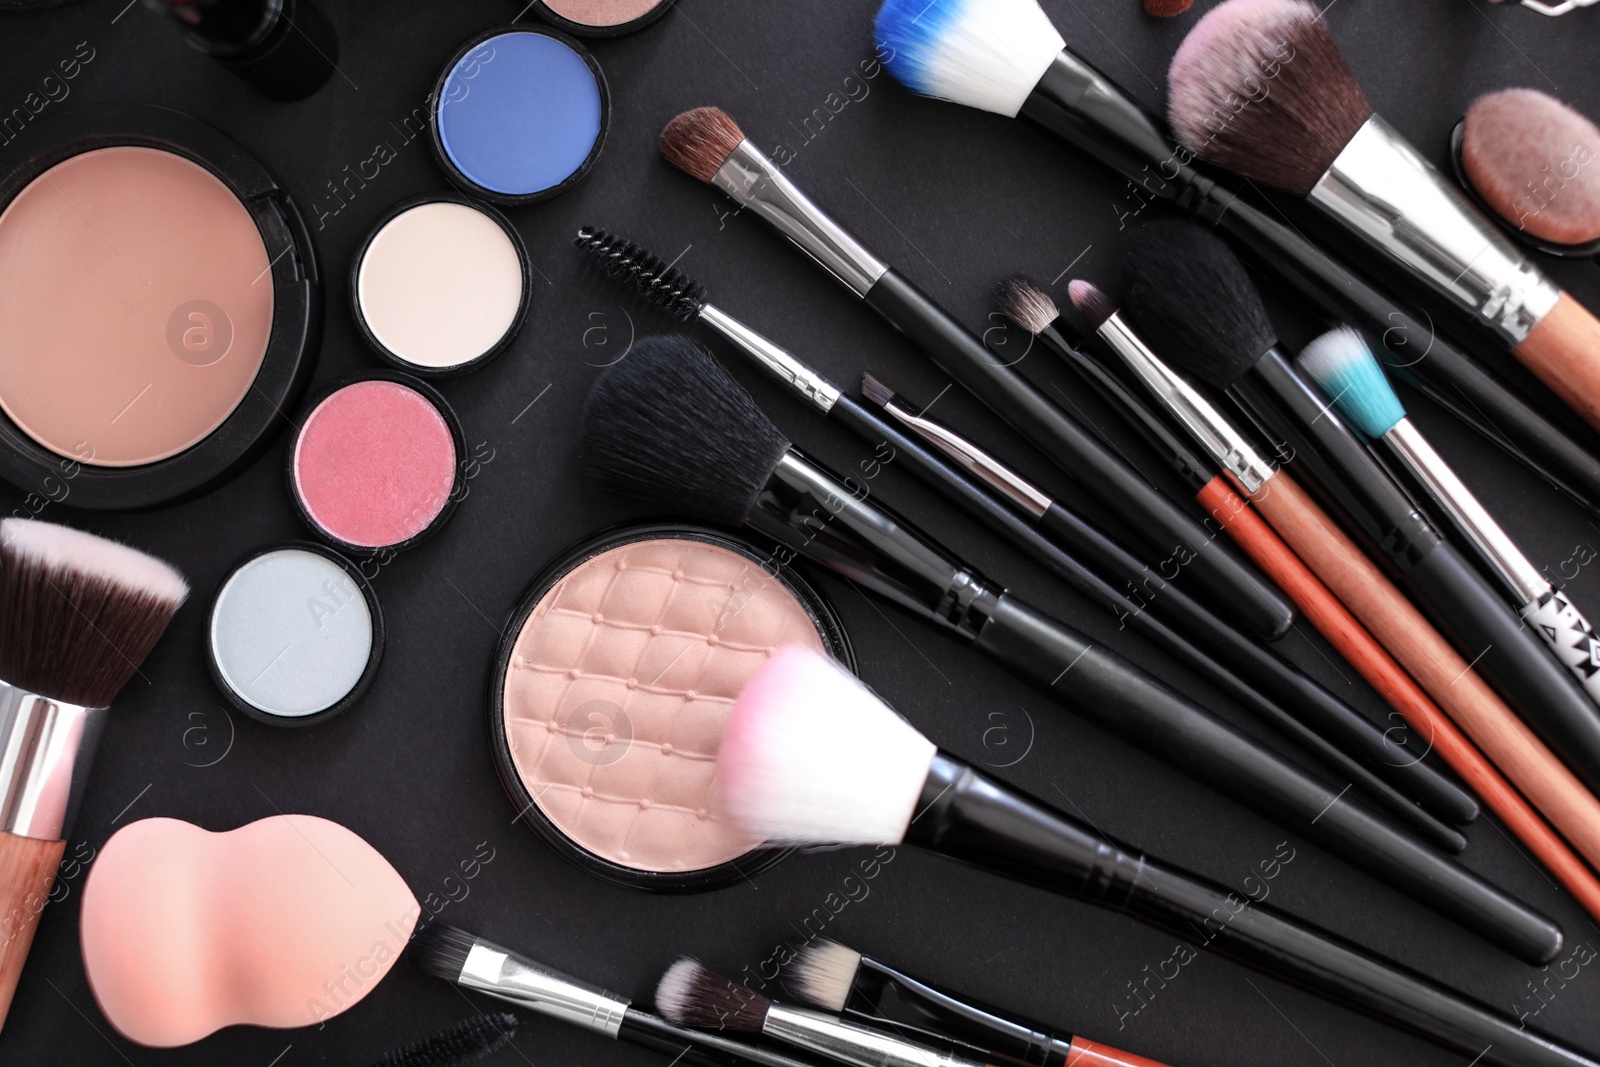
(0, 518, 187, 1028)
(1168, 0, 1600, 432)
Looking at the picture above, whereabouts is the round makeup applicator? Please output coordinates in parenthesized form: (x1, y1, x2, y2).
(1454, 88, 1600, 256)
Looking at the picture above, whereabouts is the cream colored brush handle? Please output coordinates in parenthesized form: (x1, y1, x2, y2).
(0, 832, 64, 1030)
(1516, 291, 1600, 432)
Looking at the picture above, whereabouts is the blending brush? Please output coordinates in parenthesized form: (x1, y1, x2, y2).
(657, 106, 1298, 646)
(0, 517, 187, 1028)
(407, 923, 829, 1067)
(573, 225, 1474, 835)
(370, 1013, 519, 1067)
(1119, 217, 1600, 879)
(581, 334, 1561, 961)
(781, 938, 1166, 1067)
(1168, 0, 1600, 432)
(870, 0, 1600, 522)
(1299, 326, 1600, 708)
(715, 646, 1593, 1067)
(1036, 280, 1600, 927)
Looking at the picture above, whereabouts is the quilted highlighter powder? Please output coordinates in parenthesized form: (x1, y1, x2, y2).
(492, 526, 852, 891)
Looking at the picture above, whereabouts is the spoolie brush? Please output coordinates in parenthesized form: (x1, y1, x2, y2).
(0, 518, 187, 1029)
(370, 1013, 518, 1067)
(1169, 0, 1600, 432)
(715, 646, 1594, 1067)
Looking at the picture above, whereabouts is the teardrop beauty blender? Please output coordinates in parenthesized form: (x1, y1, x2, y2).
(80, 816, 420, 1047)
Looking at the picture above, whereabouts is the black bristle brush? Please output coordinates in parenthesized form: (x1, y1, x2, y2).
(0, 518, 188, 1030)
(580, 334, 1562, 961)
(573, 225, 1474, 839)
(370, 1013, 519, 1067)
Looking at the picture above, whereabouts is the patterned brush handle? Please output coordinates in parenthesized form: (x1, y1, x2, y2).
(1523, 589, 1600, 703)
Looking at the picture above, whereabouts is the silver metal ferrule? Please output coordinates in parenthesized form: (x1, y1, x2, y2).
(1099, 313, 1276, 494)
(765, 1004, 977, 1067)
(456, 939, 628, 1037)
(699, 303, 841, 412)
(1310, 116, 1560, 347)
(713, 141, 890, 296)
(878, 395, 1052, 520)
(1386, 419, 1550, 605)
(0, 682, 105, 841)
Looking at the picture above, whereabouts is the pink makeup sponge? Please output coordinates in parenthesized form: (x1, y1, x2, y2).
(80, 816, 419, 1047)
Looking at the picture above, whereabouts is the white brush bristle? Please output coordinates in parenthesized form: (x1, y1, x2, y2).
(1, 518, 188, 606)
(876, 0, 1064, 118)
(786, 939, 861, 1012)
(718, 646, 936, 847)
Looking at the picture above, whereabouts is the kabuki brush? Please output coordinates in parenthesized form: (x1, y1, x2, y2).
(1119, 218, 1600, 882)
(580, 335, 1559, 961)
(660, 958, 1172, 1067)
(1300, 327, 1600, 709)
(871, 0, 1600, 521)
(657, 108, 1297, 646)
(782, 938, 1166, 1067)
(1045, 278, 1600, 927)
(1008, 272, 1496, 826)
(573, 225, 1474, 836)
(1168, 0, 1600, 432)
(713, 646, 1595, 1067)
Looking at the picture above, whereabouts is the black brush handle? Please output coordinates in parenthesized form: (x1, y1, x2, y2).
(621, 1009, 831, 1067)
(826, 396, 1470, 843)
(908, 756, 1586, 1067)
(1248, 352, 1600, 795)
(862, 268, 1296, 643)
(967, 594, 1560, 964)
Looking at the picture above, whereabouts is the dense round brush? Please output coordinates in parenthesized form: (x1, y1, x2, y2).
(1455, 88, 1600, 255)
(714, 646, 1594, 1067)
(580, 334, 1557, 958)
(1168, 0, 1600, 431)
(371, 1014, 518, 1067)
(0, 518, 187, 1029)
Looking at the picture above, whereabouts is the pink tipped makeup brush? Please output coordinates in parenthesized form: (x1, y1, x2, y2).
(1168, 0, 1600, 432)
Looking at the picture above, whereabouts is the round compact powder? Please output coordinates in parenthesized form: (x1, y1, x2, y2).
(354, 197, 529, 374)
(0, 146, 274, 467)
(208, 544, 382, 724)
(1460, 88, 1600, 250)
(536, 0, 675, 36)
(496, 531, 848, 889)
(431, 28, 608, 204)
(290, 376, 463, 552)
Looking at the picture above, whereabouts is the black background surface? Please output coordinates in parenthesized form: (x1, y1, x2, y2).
(2, 1, 1600, 1064)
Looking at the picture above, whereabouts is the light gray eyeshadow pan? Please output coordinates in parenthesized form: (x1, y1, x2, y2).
(209, 547, 375, 718)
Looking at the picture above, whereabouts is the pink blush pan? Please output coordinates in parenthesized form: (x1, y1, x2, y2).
(290, 376, 463, 552)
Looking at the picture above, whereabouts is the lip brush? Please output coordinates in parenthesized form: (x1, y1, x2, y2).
(580, 335, 1562, 963)
(1120, 218, 1600, 879)
(714, 647, 1594, 1067)
(658, 108, 1296, 647)
(572, 225, 1475, 839)
(871, 0, 1600, 522)
(1299, 327, 1600, 708)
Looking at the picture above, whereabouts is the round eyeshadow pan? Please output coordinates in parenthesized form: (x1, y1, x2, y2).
(290, 375, 464, 553)
(430, 28, 609, 205)
(534, 0, 675, 37)
(207, 543, 383, 725)
(353, 196, 530, 375)
(491, 526, 854, 892)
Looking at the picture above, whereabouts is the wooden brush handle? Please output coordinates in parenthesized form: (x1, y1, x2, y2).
(0, 832, 64, 1028)
(1067, 1037, 1174, 1066)
(1250, 472, 1600, 872)
(1203, 476, 1600, 923)
(1515, 291, 1600, 432)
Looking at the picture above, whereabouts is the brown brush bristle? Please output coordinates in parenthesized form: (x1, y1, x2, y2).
(1461, 88, 1600, 247)
(1145, 0, 1194, 16)
(1168, 0, 1371, 198)
(660, 108, 746, 184)
(995, 275, 1060, 336)
(0, 519, 187, 708)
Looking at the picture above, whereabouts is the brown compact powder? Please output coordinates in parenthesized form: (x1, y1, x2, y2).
(543, 0, 667, 27)
(0, 146, 273, 467)
(501, 537, 826, 877)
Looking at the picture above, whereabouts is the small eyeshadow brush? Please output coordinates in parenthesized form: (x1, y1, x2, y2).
(573, 225, 1473, 837)
(1119, 218, 1600, 881)
(1169, 0, 1600, 433)
(580, 334, 1561, 961)
(871, 0, 1600, 522)
(658, 107, 1298, 646)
